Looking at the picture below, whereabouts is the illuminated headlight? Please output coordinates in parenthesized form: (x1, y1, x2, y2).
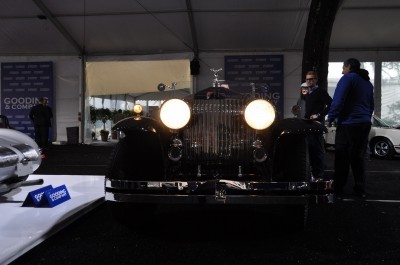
(244, 99, 276, 130)
(160, 99, 191, 129)
(133, 103, 143, 114)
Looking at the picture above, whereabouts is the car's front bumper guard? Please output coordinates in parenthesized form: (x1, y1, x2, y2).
(105, 179, 333, 204)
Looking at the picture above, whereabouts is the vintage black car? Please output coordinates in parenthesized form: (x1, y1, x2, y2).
(105, 79, 332, 228)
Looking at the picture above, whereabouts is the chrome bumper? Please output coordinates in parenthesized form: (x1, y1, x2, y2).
(105, 178, 333, 205)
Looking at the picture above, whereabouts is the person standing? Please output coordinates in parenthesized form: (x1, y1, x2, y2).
(293, 82, 309, 119)
(304, 71, 332, 181)
(29, 97, 53, 149)
(328, 58, 374, 198)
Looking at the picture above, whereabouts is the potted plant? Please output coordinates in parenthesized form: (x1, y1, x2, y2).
(110, 130, 118, 140)
(100, 129, 110, 141)
(96, 108, 112, 141)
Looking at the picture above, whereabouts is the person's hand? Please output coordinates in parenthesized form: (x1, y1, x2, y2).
(310, 114, 320, 120)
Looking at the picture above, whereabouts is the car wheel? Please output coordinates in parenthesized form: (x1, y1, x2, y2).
(370, 137, 395, 159)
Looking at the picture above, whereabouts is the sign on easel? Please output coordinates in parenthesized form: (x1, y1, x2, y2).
(22, 184, 71, 208)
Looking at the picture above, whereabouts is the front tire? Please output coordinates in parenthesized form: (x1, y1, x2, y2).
(370, 137, 394, 159)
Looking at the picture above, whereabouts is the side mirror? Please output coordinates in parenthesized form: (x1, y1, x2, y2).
(157, 83, 166, 91)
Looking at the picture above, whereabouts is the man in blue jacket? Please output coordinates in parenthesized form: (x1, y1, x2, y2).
(328, 58, 374, 198)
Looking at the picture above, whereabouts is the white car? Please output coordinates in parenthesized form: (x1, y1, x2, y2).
(0, 128, 43, 194)
(324, 116, 400, 159)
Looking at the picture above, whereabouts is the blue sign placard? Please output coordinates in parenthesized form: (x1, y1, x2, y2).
(22, 184, 71, 208)
(224, 55, 284, 118)
(1, 61, 54, 138)
(38, 185, 71, 208)
(22, 185, 53, 207)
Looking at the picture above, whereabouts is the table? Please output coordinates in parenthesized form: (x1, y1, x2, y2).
(0, 174, 105, 265)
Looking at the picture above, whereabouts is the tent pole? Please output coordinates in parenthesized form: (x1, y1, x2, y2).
(80, 55, 87, 144)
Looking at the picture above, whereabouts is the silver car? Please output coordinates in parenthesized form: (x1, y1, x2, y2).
(0, 128, 43, 194)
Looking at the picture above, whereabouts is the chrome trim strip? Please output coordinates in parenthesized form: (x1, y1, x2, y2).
(12, 144, 40, 161)
(105, 178, 312, 191)
(105, 192, 309, 205)
(0, 147, 19, 167)
(105, 178, 332, 204)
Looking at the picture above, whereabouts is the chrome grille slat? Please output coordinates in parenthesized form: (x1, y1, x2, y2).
(183, 99, 256, 162)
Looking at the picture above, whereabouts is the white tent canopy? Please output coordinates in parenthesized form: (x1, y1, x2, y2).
(0, 0, 399, 56)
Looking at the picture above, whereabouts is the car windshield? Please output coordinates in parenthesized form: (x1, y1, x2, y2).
(372, 116, 391, 128)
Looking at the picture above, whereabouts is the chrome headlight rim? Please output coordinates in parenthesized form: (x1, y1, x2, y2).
(244, 99, 276, 130)
(159, 99, 191, 130)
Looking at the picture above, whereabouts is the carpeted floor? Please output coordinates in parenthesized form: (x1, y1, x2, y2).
(8, 143, 400, 265)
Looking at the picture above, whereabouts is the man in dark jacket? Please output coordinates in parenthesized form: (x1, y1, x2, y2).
(304, 71, 333, 181)
(29, 97, 53, 149)
(328, 58, 374, 197)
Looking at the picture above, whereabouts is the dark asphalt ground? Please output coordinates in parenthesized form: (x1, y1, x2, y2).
(9, 142, 400, 265)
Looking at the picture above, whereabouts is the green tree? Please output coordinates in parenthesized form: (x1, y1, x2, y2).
(384, 101, 400, 125)
(90, 106, 97, 125)
(96, 108, 112, 132)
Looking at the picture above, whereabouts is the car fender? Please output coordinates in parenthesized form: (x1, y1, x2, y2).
(111, 116, 173, 162)
(369, 127, 399, 146)
(0, 128, 39, 147)
(271, 118, 327, 137)
(112, 116, 172, 139)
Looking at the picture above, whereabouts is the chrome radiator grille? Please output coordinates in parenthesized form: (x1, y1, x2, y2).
(182, 99, 256, 162)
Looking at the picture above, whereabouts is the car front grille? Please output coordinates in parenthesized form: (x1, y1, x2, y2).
(182, 98, 256, 163)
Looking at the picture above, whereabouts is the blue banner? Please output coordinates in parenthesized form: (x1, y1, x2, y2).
(224, 55, 284, 119)
(1, 61, 53, 138)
